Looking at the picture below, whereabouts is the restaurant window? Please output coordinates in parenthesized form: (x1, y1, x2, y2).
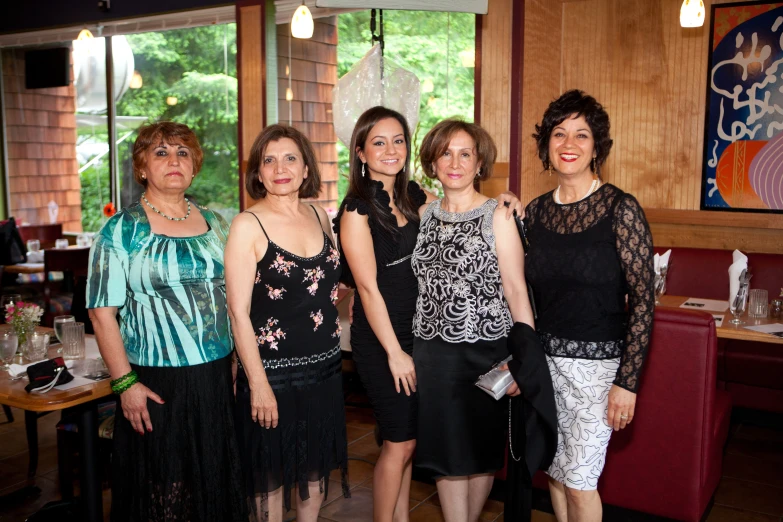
(1, 18, 238, 234)
(336, 10, 476, 201)
(277, 10, 476, 212)
(115, 25, 239, 222)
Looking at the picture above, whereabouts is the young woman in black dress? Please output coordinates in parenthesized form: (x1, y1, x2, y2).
(334, 107, 430, 522)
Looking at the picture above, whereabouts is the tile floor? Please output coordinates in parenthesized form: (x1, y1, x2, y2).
(0, 404, 781, 521)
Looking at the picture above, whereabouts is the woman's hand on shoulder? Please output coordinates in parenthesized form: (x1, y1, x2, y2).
(120, 382, 165, 434)
(496, 191, 525, 220)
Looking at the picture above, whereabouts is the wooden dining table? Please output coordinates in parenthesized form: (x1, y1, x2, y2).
(657, 295, 783, 345)
(0, 330, 110, 522)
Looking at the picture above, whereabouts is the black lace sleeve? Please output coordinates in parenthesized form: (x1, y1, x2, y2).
(612, 194, 654, 393)
(407, 180, 428, 208)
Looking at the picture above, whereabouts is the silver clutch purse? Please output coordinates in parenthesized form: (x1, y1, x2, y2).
(475, 355, 514, 400)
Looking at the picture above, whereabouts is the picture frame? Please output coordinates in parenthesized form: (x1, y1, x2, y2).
(701, 1, 783, 213)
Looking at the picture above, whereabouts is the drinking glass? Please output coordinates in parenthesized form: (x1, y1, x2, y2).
(26, 239, 41, 253)
(62, 322, 85, 360)
(53, 315, 75, 354)
(729, 288, 748, 325)
(76, 234, 92, 248)
(26, 331, 49, 362)
(55, 238, 69, 249)
(747, 289, 769, 318)
(1, 294, 23, 325)
(0, 332, 18, 371)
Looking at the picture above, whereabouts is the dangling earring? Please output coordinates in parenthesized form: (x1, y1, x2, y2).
(591, 157, 596, 172)
(547, 162, 553, 177)
(361, 163, 366, 177)
(476, 168, 481, 178)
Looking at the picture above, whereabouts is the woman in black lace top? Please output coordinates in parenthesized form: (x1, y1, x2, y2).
(524, 90, 654, 521)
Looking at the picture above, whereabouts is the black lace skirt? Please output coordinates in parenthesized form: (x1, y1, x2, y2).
(110, 356, 247, 522)
(234, 353, 350, 514)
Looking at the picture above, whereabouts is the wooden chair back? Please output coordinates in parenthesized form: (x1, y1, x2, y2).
(18, 224, 63, 250)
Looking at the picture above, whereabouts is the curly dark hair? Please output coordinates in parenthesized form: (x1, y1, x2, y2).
(532, 90, 613, 178)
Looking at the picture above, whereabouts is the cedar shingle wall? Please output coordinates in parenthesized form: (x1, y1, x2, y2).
(278, 17, 339, 212)
(2, 49, 82, 231)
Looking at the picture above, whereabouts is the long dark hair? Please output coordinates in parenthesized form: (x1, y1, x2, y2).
(345, 106, 419, 235)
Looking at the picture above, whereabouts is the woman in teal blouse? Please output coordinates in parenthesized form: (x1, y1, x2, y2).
(87, 122, 246, 522)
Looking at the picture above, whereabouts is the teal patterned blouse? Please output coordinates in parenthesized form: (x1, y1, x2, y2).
(86, 201, 232, 367)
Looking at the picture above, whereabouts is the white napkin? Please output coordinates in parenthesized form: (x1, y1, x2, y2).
(654, 249, 671, 275)
(9, 359, 74, 379)
(728, 249, 748, 305)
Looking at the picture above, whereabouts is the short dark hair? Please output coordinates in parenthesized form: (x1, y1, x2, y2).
(533, 89, 613, 178)
(418, 119, 497, 181)
(132, 121, 203, 187)
(245, 124, 321, 199)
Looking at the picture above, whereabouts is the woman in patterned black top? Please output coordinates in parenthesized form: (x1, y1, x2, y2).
(524, 90, 654, 522)
(412, 120, 536, 522)
(225, 125, 348, 522)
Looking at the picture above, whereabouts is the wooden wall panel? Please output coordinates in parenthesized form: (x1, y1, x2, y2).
(278, 19, 339, 211)
(237, 3, 266, 210)
(519, 0, 562, 203)
(478, 0, 513, 197)
(514, 0, 782, 253)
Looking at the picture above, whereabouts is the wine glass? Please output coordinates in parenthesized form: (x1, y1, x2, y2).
(729, 288, 748, 325)
(1, 294, 22, 324)
(0, 332, 18, 371)
(26, 239, 41, 253)
(53, 315, 75, 354)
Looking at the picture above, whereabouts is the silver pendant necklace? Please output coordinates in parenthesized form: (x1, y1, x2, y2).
(142, 192, 191, 222)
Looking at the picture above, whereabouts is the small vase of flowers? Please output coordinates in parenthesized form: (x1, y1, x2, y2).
(4, 301, 44, 357)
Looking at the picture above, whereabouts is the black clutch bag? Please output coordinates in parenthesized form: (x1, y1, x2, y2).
(25, 357, 74, 393)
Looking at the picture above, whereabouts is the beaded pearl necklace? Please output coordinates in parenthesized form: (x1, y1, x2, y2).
(141, 192, 192, 222)
(553, 178, 600, 205)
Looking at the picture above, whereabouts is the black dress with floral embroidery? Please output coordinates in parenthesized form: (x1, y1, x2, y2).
(234, 207, 349, 516)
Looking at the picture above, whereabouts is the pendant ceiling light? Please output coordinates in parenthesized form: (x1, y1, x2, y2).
(76, 29, 94, 41)
(130, 71, 143, 89)
(291, 2, 314, 39)
(680, 0, 705, 28)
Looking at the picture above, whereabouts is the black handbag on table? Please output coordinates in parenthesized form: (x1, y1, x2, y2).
(25, 357, 74, 393)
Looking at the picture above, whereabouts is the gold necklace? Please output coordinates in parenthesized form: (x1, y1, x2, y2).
(142, 192, 191, 221)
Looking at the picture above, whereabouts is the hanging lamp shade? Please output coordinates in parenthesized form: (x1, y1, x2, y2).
(291, 3, 314, 39)
(680, 0, 705, 28)
(129, 71, 143, 89)
(76, 29, 94, 41)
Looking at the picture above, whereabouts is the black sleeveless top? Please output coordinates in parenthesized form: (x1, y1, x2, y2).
(524, 184, 654, 393)
(333, 181, 427, 354)
(245, 206, 342, 388)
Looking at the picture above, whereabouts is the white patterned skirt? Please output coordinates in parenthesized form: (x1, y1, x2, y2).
(545, 355, 620, 491)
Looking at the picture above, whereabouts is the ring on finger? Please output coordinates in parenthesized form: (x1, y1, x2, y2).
(619, 413, 629, 420)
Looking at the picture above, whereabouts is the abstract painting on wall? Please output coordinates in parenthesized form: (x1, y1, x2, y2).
(702, 1, 783, 213)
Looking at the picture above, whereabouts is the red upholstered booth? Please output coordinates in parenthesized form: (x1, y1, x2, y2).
(654, 247, 783, 413)
(518, 307, 731, 521)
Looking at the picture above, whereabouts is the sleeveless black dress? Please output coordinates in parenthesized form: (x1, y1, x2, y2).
(235, 206, 349, 514)
(333, 180, 426, 442)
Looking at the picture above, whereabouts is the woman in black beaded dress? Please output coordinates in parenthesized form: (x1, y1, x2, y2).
(524, 90, 654, 522)
(225, 125, 348, 522)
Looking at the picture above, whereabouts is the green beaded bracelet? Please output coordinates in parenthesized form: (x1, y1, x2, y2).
(111, 370, 139, 395)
